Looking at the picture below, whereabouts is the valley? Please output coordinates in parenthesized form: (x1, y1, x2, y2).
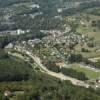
(0, 0, 100, 100)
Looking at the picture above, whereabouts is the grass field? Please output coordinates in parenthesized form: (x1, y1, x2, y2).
(87, 32, 100, 42)
(88, 14, 100, 20)
(77, 51, 100, 58)
(76, 13, 100, 43)
(70, 64, 100, 79)
(77, 27, 100, 44)
(77, 25, 93, 33)
(76, 20, 100, 58)
(74, 45, 100, 58)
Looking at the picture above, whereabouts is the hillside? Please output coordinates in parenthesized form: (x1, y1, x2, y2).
(0, 0, 100, 100)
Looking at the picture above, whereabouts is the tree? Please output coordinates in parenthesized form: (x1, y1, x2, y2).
(68, 54, 83, 63)
(2, 96, 9, 100)
(45, 61, 61, 73)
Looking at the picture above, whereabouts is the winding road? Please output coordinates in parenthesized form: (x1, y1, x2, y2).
(12, 47, 90, 88)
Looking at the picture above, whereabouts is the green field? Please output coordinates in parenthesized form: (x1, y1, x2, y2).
(87, 32, 100, 43)
(77, 25, 100, 41)
(77, 25, 93, 33)
(77, 51, 100, 58)
(74, 44, 100, 58)
(70, 64, 100, 79)
(76, 13, 100, 43)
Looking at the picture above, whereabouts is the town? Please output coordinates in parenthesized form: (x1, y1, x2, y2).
(0, 0, 100, 100)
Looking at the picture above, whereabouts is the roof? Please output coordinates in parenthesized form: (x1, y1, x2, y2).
(55, 62, 65, 67)
(4, 90, 11, 97)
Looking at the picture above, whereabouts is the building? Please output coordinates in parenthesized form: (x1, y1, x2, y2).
(4, 90, 12, 97)
(55, 62, 65, 68)
(5, 43, 14, 49)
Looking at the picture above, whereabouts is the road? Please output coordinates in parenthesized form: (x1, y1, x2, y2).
(89, 57, 100, 62)
(10, 46, 90, 88)
(25, 50, 89, 88)
(79, 63, 100, 72)
(66, 62, 100, 73)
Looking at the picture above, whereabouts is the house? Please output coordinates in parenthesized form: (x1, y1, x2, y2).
(17, 29, 30, 35)
(4, 90, 12, 97)
(30, 4, 40, 9)
(28, 39, 41, 47)
(96, 78, 100, 83)
(55, 62, 65, 68)
(57, 8, 63, 13)
(5, 43, 14, 49)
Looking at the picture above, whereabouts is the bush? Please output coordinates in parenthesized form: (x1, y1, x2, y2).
(68, 54, 83, 63)
(87, 42, 95, 48)
(81, 48, 89, 52)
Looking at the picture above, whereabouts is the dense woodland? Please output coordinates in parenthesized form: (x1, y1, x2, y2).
(0, 50, 33, 82)
(0, 73, 100, 100)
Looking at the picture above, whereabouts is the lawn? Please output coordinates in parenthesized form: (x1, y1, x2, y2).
(70, 64, 100, 79)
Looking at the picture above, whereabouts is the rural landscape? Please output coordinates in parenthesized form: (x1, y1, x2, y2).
(0, 0, 100, 100)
